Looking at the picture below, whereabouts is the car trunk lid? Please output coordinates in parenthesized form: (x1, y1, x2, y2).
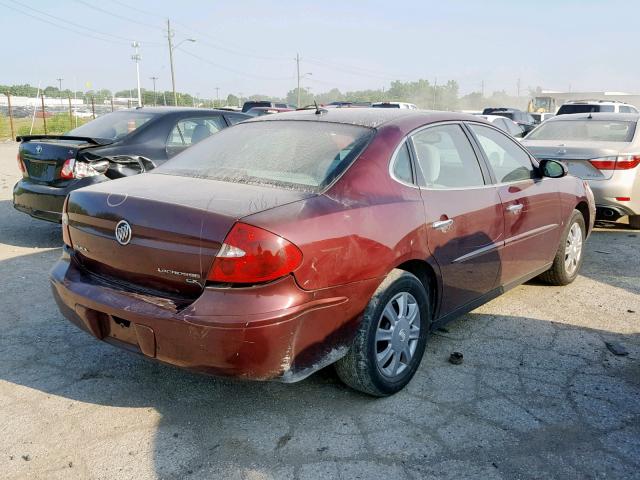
(523, 140, 628, 180)
(18, 137, 108, 183)
(66, 173, 313, 300)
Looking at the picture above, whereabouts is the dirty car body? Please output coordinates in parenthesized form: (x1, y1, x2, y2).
(50, 109, 595, 387)
(13, 107, 249, 223)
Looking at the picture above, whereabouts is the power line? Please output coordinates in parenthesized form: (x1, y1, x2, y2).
(0, 1, 133, 45)
(74, 0, 164, 32)
(8, 0, 161, 45)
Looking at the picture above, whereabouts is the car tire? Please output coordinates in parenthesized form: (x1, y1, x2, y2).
(628, 215, 640, 230)
(335, 269, 430, 397)
(539, 209, 586, 286)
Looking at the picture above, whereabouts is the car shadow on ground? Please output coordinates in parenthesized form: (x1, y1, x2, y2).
(1, 249, 639, 479)
(0, 200, 62, 249)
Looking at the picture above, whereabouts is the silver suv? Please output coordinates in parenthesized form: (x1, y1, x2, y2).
(522, 113, 640, 228)
(557, 100, 638, 116)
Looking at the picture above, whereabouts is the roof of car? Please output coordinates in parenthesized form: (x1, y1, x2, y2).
(545, 112, 640, 122)
(563, 100, 634, 105)
(246, 107, 483, 129)
(122, 107, 241, 115)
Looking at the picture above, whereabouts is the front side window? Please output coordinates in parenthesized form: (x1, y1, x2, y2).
(411, 124, 485, 188)
(166, 116, 226, 157)
(156, 120, 374, 191)
(469, 124, 534, 183)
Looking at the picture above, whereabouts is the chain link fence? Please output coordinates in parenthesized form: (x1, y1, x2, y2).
(0, 94, 142, 141)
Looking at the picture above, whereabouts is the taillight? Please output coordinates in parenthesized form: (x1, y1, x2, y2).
(207, 222, 303, 284)
(60, 158, 75, 179)
(590, 154, 640, 171)
(60, 158, 102, 179)
(17, 152, 26, 176)
(61, 196, 72, 247)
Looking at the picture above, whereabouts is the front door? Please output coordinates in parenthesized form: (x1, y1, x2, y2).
(467, 123, 562, 285)
(410, 123, 505, 316)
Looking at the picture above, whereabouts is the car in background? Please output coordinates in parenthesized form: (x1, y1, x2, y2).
(51, 109, 594, 396)
(245, 106, 294, 117)
(556, 100, 638, 116)
(523, 112, 640, 228)
(478, 114, 526, 138)
(13, 107, 249, 223)
(530, 112, 555, 124)
(482, 107, 536, 134)
(371, 101, 418, 109)
(241, 101, 295, 113)
(326, 101, 372, 108)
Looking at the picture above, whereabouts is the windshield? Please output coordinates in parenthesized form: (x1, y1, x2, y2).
(154, 120, 374, 191)
(67, 111, 156, 141)
(526, 119, 636, 142)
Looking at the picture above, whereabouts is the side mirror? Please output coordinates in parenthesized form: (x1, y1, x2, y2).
(539, 159, 567, 178)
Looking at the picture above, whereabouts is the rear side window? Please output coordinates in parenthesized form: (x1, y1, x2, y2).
(411, 124, 485, 188)
(469, 124, 534, 183)
(392, 143, 414, 184)
(225, 113, 248, 125)
(156, 121, 374, 191)
(166, 116, 226, 157)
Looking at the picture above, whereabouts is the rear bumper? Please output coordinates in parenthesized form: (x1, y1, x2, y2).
(13, 176, 107, 223)
(588, 171, 639, 218)
(50, 250, 379, 382)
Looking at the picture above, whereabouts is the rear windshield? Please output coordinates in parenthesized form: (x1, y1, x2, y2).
(372, 103, 400, 108)
(557, 104, 615, 115)
(154, 120, 374, 191)
(67, 111, 156, 141)
(526, 119, 636, 142)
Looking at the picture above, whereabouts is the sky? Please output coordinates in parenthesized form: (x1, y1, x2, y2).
(0, 0, 638, 100)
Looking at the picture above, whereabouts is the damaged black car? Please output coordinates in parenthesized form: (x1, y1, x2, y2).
(13, 107, 249, 222)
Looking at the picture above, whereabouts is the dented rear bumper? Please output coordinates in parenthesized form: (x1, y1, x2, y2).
(50, 249, 379, 382)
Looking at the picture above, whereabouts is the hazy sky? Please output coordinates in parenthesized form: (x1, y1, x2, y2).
(0, 0, 637, 99)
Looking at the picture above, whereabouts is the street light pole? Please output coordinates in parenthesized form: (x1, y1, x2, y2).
(131, 42, 142, 107)
(166, 19, 195, 107)
(215, 87, 220, 108)
(296, 53, 300, 108)
(150, 76, 158, 106)
(167, 19, 177, 106)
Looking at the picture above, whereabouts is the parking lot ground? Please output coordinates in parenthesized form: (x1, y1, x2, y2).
(0, 141, 638, 480)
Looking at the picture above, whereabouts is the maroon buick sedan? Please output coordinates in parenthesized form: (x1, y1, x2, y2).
(51, 109, 595, 396)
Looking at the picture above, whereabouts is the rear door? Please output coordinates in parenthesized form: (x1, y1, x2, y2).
(410, 123, 504, 316)
(466, 123, 562, 285)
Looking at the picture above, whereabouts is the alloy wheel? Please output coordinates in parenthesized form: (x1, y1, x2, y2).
(564, 222, 583, 276)
(375, 292, 421, 378)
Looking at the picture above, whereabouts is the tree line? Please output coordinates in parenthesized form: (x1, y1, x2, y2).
(2, 80, 538, 111)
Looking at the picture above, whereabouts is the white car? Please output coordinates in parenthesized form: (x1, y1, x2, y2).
(477, 114, 526, 138)
(371, 102, 418, 110)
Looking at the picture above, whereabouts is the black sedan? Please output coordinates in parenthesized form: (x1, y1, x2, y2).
(13, 107, 249, 222)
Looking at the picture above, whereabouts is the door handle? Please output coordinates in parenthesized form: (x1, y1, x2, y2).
(432, 219, 454, 231)
(506, 204, 523, 214)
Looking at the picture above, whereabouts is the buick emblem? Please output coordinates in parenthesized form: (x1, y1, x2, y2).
(35, 145, 42, 154)
(114, 220, 132, 246)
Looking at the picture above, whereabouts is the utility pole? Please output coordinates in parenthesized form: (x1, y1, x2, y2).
(167, 19, 177, 106)
(432, 77, 438, 110)
(150, 76, 158, 106)
(215, 87, 220, 107)
(132, 42, 142, 107)
(296, 53, 301, 108)
(56, 78, 63, 106)
(517, 78, 521, 98)
(238, 92, 243, 108)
